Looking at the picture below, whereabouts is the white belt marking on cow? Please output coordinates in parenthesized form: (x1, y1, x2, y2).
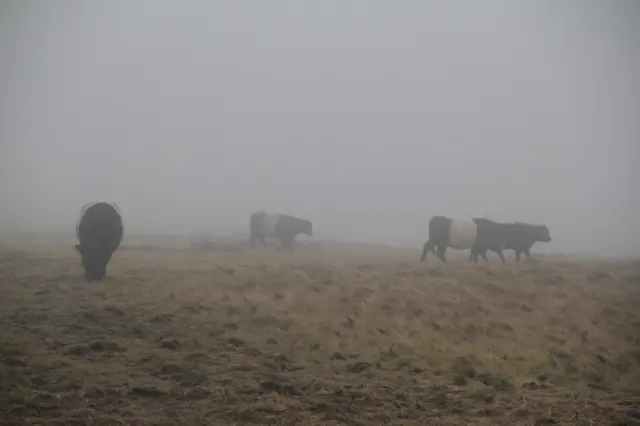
(262, 214, 280, 239)
(448, 218, 477, 250)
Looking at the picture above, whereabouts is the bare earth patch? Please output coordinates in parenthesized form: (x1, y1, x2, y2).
(1, 243, 639, 425)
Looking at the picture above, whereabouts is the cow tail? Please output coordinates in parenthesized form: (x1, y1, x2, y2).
(250, 211, 264, 237)
(116, 209, 124, 246)
(271, 214, 282, 239)
(110, 202, 122, 215)
(76, 215, 82, 240)
(81, 202, 95, 214)
(109, 202, 124, 245)
(76, 203, 95, 239)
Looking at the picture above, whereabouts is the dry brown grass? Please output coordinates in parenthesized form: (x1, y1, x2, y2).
(1, 235, 640, 425)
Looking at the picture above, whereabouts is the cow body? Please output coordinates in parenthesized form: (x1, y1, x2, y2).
(420, 216, 482, 263)
(249, 211, 313, 251)
(469, 218, 514, 263)
(75, 202, 124, 281)
(472, 221, 551, 263)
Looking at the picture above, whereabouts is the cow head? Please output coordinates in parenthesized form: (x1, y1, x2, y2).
(301, 220, 313, 236)
(74, 243, 108, 282)
(534, 225, 552, 242)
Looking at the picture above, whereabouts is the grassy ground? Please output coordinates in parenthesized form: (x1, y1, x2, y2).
(1, 236, 639, 425)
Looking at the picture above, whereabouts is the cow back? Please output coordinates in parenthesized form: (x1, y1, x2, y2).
(274, 214, 303, 235)
(474, 218, 515, 249)
(76, 202, 124, 251)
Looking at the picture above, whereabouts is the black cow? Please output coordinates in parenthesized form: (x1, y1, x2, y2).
(75, 202, 124, 281)
(249, 211, 313, 251)
(471, 220, 551, 263)
(469, 218, 514, 264)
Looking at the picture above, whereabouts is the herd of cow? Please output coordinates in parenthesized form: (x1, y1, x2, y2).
(74, 202, 552, 282)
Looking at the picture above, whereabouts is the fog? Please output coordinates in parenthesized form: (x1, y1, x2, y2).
(1, 1, 638, 256)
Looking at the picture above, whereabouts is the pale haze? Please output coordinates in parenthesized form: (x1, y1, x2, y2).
(1, 1, 638, 256)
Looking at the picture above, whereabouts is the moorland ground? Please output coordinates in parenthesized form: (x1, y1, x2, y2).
(1, 233, 639, 425)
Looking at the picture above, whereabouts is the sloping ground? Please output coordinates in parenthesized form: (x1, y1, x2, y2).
(1, 246, 639, 425)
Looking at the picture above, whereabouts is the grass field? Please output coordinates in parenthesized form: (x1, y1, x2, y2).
(1, 233, 639, 425)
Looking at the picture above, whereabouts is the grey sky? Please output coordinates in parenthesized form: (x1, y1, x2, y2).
(1, 1, 638, 255)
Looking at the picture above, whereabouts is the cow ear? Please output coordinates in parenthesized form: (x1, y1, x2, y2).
(74, 244, 82, 253)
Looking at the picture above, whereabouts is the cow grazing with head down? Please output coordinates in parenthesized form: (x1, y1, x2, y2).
(249, 211, 313, 251)
(75, 202, 124, 282)
(420, 216, 501, 263)
(471, 220, 551, 263)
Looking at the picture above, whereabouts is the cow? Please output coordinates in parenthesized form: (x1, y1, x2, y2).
(468, 218, 514, 264)
(420, 216, 496, 263)
(74, 202, 124, 282)
(471, 221, 551, 263)
(249, 211, 313, 251)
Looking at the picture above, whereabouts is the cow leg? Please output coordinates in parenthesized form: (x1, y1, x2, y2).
(420, 240, 436, 262)
(104, 252, 114, 278)
(249, 234, 257, 250)
(468, 242, 476, 262)
(469, 244, 479, 263)
(277, 237, 293, 251)
(470, 243, 488, 263)
(515, 250, 522, 263)
(474, 249, 489, 263)
(284, 238, 295, 252)
(250, 234, 265, 250)
(493, 248, 506, 264)
(436, 245, 447, 263)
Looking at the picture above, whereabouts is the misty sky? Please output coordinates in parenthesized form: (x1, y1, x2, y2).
(1, 1, 639, 255)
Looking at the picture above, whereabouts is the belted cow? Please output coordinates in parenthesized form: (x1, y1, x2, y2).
(74, 202, 124, 281)
(420, 216, 493, 263)
(249, 211, 313, 251)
